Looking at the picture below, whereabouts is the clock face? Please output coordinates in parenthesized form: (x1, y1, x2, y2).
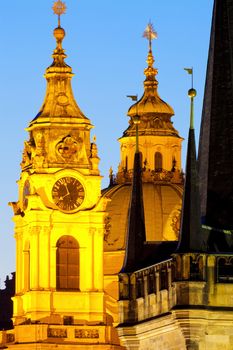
(23, 180, 30, 210)
(52, 177, 85, 212)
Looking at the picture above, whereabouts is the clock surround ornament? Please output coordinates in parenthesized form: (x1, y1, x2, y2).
(52, 176, 85, 212)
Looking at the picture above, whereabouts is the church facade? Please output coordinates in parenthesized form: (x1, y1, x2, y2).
(1, 0, 233, 349)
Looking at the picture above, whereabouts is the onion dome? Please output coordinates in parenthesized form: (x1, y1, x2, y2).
(128, 51, 174, 117)
(124, 24, 178, 138)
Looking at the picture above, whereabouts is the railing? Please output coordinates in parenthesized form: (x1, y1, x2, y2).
(118, 259, 176, 324)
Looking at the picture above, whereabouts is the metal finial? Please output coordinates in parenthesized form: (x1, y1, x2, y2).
(143, 21, 157, 51)
(184, 68, 196, 129)
(184, 67, 194, 88)
(126, 95, 138, 101)
(52, 0, 67, 27)
(127, 95, 140, 153)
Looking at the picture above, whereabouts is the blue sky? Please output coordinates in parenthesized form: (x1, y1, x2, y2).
(0, 1, 213, 286)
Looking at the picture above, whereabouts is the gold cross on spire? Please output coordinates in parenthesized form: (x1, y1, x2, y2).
(52, 0, 67, 27)
(143, 21, 157, 51)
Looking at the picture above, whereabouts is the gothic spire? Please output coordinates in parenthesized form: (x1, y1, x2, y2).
(178, 86, 202, 252)
(198, 0, 233, 231)
(121, 119, 146, 273)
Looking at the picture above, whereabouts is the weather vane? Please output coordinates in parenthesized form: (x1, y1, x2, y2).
(52, 0, 67, 27)
(143, 21, 157, 51)
(184, 67, 194, 88)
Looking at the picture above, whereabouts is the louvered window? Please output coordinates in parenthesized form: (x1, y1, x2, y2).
(56, 235, 79, 290)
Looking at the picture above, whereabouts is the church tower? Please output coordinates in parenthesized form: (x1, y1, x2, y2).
(103, 23, 183, 265)
(102, 23, 184, 327)
(118, 30, 182, 178)
(0, 2, 123, 349)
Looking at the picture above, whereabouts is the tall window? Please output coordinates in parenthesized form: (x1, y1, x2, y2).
(125, 156, 128, 171)
(155, 152, 162, 171)
(56, 235, 79, 290)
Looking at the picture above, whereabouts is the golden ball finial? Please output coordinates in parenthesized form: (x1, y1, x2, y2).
(53, 26, 66, 41)
(188, 88, 197, 98)
(133, 115, 140, 125)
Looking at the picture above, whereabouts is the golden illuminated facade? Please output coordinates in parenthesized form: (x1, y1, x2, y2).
(2, 1, 233, 349)
(0, 6, 184, 349)
(0, 4, 123, 349)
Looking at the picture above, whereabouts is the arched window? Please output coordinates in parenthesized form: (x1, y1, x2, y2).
(154, 152, 162, 171)
(56, 235, 79, 290)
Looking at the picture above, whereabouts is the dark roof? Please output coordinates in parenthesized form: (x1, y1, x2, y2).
(198, 0, 233, 231)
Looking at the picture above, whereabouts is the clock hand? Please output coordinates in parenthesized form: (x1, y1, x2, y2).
(58, 184, 70, 200)
(64, 183, 70, 194)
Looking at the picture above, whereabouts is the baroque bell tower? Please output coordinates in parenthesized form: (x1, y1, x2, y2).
(117, 23, 183, 183)
(2, 2, 123, 349)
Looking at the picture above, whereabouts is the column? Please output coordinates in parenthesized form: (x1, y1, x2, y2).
(30, 226, 40, 289)
(93, 227, 104, 291)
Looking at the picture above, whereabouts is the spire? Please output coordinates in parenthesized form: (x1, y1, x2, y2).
(117, 23, 183, 186)
(125, 22, 178, 138)
(143, 22, 159, 85)
(178, 83, 202, 252)
(198, 0, 233, 230)
(121, 118, 146, 273)
(20, 2, 94, 172)
(29, 0, 90, 127)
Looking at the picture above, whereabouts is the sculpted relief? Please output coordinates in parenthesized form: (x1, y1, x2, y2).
(21, 131, 89, 169)
(124, 115, 178, 137)
(21, 132, 45, 169)
(56, 135, 88, 164)
(57, 135, 78, 160)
